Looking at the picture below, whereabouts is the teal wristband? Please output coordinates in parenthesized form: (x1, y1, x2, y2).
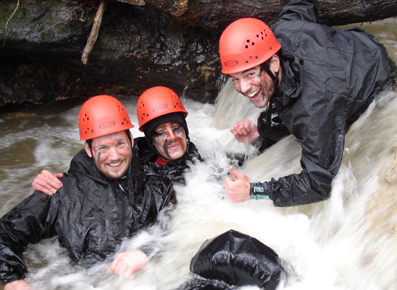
(250, 181, 270, 200)
(250, 194, 270, 200)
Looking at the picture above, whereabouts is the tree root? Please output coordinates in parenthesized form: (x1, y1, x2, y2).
(2, 0, 20, 47)
(81, 0, 107, 65)
(30, 1, 93, 39)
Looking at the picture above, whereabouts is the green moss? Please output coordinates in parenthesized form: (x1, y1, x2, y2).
(0, 2, 16, 24)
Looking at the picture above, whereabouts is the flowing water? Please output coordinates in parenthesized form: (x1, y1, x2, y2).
(0, 18, 397, 290)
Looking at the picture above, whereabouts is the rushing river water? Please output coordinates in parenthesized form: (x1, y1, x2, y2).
(0, 18, 397, 290)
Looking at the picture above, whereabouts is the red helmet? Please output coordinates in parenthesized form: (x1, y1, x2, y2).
(219, 18, 281, 74)
(78, 95, 134, 141)
(136, 86, 188, 131)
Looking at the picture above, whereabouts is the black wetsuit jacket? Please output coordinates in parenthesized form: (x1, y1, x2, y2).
(0, 150, 175, 284)
(253, 0, 396, 206)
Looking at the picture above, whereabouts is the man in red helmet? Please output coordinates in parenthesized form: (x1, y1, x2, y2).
(0, 95, 176, 290)
(221, 0, 397, 206)
(31, 87, 202, 196)
(135, 86, 202, 184)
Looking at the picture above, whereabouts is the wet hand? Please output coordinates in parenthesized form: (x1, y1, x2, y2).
(108, 250, 148, 278)
(31, 169, 63, 195)
(230, 120, 260, 143)
(224, 165, 251, 203)
(5, 280, 32, 290)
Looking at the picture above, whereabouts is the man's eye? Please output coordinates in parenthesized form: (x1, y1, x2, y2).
(154, 131, 165, 137)
(173, 126, 181, 133)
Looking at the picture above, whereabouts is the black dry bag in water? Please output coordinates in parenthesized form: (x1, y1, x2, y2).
(189, 229, 283, 290)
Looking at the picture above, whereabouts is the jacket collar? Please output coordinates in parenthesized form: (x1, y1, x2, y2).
(273, 49, 302, 107)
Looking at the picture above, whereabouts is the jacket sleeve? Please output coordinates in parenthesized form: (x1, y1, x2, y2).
(278, 0, 319, 23)
(252, 110, 346, 207)
(137, 176, 177, 257)
(0, 192, 57, 284)
(148, 175, 177, 216)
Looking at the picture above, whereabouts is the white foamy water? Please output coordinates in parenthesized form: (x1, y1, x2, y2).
(0, 18, 397, 290)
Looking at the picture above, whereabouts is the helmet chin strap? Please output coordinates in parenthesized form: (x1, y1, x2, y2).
(259, 63, 279, 90)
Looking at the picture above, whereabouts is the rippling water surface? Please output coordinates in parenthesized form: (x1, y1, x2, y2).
(0, 18, 396, 290)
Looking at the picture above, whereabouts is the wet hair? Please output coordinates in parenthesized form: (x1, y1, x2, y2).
(260, 50, 282, 90)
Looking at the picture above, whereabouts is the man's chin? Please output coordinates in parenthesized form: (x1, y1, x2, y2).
(172, 155, 184, 161)
(162, 151, 184, 161)
(103, 169, 128, 180)
(252, 99, 268, 108)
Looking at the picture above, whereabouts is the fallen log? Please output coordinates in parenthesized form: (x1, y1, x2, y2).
(115, 0, 397, 28)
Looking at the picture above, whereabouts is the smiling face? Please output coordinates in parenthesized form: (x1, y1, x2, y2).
(228, 55, 281, 109)
(85, 130, 133, 180)
(228, 65, 274, 108)
(151, 122, 187, 162)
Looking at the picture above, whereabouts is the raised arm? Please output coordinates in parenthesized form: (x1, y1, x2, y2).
(278, 0, 319, 23)
(31, 169, 63, 195)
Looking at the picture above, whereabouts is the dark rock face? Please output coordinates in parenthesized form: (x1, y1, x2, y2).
(1, 0, 397, 110)
(0, 0, 221, 108)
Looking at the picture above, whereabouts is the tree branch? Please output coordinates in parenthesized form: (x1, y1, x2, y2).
(81, 0, 107, 65)
(2, 0, 20, 47)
